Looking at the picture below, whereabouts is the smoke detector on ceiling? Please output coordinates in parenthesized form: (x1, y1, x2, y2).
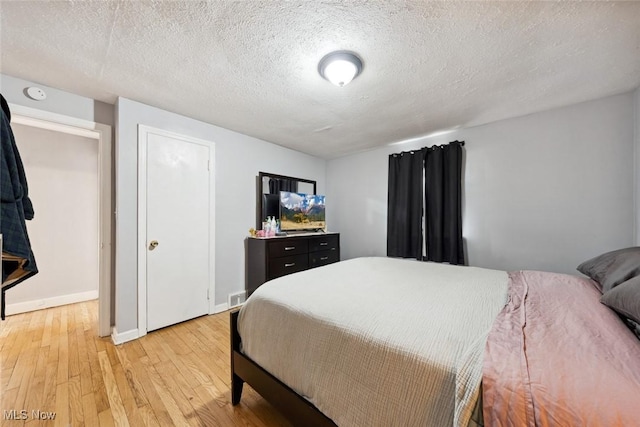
(25, 87, 47, 101)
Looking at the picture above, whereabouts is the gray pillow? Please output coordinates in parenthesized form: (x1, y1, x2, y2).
(600, 275, 640, 326)
(577, 247, 640, 293)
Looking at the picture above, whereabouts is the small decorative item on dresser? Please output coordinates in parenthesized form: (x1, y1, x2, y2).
(249, 228, 256, 237)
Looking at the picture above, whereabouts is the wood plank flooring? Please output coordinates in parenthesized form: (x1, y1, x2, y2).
(0, 301, 291, 426)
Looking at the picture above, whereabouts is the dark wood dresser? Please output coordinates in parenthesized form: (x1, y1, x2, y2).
(246, 233, 340, 296)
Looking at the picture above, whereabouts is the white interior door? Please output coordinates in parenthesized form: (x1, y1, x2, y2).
(145, 130, 211, 331)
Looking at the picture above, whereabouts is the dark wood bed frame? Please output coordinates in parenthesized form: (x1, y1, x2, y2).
(230, 309, 337, 427)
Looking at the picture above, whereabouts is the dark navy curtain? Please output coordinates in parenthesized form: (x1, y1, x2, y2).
(387, 150, 424, 259)
(424, 142, 464, 265)
(387, 141, 465, 265)
(268, 178, 298, 194)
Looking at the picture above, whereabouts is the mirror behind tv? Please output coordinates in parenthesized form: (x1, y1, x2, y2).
(257, 172, 317, 231)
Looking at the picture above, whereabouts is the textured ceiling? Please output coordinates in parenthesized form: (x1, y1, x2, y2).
(1, 1, 639, 159)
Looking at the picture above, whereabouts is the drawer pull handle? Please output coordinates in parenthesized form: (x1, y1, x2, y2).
(320, 242, 328, 246)
(320, 256, 329, 261)
(285, 263, 296, 267)
(284, 246, 296, 251)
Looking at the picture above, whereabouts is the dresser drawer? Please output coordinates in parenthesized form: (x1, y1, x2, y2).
(268, 239, 308, 258)
(308, 235, 339, 253)
(247, 233, 340, 296)
(309, 250, 339, 268)
(268, 254, 308, 279)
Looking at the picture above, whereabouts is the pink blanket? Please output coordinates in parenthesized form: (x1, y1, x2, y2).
(483, 271, 640, 426)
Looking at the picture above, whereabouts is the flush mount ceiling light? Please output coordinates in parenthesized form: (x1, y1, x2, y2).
(318, 51, 363, 87)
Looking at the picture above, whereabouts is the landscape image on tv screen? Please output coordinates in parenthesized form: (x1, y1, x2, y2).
(279, 191, 326, 231)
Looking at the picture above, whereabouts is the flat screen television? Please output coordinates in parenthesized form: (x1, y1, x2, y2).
(279, 191, 326, 232)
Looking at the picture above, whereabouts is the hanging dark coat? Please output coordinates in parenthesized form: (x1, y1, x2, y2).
(1, 93, 38, 319)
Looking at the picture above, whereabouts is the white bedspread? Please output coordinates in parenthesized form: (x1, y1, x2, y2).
(238, 257, 508, 427)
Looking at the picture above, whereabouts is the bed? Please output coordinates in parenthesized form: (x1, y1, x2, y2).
(231, 254, 640, 426)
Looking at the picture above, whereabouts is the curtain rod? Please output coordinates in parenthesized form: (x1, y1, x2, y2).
(428, 140, 465, 148)
(391, 140, 465, 157)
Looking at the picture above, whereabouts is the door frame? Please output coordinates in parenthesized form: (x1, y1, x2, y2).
(8, 103, 113, 337)
(137, 125, 215, 337)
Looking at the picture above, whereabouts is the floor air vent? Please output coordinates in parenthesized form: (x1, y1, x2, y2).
(228, 291, 246, 309)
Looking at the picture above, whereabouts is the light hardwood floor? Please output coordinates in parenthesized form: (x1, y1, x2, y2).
(0, 300, 291, 426)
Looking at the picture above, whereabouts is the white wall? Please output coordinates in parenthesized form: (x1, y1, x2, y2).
(115, 97, 326, 335)
(6, 124, 99, 313)
(1, 73, 114, 126)
(328, 92, 635, 275)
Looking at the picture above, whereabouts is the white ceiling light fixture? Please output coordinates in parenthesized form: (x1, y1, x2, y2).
(318, 51, 363, 87)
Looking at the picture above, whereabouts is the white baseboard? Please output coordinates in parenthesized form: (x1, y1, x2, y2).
(228, 302, 245, 310)
(111, 327, 139, 345)
(213, 302, 228, 314)
(5, 290, 98, 316)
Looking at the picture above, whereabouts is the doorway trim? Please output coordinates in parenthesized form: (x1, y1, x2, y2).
(8, 103, 113, 337)
(137, 125, 216, 337)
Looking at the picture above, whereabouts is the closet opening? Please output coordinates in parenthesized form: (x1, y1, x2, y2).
(6, 104, 112, 337)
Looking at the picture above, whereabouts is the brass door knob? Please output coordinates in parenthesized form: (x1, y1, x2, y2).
(149, 240, 159, 250)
